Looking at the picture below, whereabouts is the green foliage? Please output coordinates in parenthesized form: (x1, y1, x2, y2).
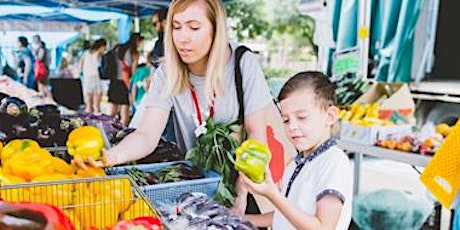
(225, 0, 272, 40)
(89, 20, 118, 46)
(186, 117, 242, 206)
(270, 0, 316, 55)
(139, 17, 156, 41)
(263, 67, 294, 80)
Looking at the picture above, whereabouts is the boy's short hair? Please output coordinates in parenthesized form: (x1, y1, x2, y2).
(278, 71, 337, 109)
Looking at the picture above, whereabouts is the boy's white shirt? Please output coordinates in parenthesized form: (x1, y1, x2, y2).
(272, 146, 353, 230)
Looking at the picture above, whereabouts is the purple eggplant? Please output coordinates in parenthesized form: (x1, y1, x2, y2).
(29, 104, 60, 129)
(0, 97, 28, 118)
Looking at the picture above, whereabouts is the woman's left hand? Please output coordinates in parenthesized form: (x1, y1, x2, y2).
(239, 169, 279, 198)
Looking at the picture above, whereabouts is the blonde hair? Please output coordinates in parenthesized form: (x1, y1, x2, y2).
(164, 0, 229, 103)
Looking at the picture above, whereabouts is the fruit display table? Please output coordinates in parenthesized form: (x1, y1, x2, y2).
(338, 140, 432, 195)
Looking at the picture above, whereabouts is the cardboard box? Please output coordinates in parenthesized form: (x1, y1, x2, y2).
(353, 83, 415, 124)
(340, 122, 413, 145)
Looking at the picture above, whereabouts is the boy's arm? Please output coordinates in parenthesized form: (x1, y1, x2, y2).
(268, 192, 343, 230)
(240, 171, 344, 230)
(232, 107, 268, 215)
(245, 212, 274, 228)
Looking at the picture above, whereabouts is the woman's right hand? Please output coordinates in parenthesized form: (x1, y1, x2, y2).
(72, 149, 117, 170)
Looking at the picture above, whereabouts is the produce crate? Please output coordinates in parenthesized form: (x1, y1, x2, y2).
(107, 161, 222, 206)
(0, 175, 160, 229)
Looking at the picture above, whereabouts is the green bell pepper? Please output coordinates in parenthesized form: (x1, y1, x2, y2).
(234, 139, 271, 183)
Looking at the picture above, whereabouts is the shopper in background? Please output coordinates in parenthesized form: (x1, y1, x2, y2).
(130, 52, 152, 113)
(76, 0, 272, 216)
(149, 7, 176, 142)
(32, 35, 52, 98)
(56, 57, 73, 79)
(14, 36, 35, 89)
(241, 71, 353, 230)
(150, 7, 168, 68)
(107, 33, 143, 126)
(81, 38, 107, 114)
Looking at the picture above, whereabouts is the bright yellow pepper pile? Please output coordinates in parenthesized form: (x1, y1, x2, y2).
(0, 137, 157, 229)
(2, 143, 54, 181)
(1, 139, 40, 162)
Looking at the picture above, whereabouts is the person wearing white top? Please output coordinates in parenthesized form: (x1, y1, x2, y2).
(81, 38, 106, 114)
(241, 71, 353, 230)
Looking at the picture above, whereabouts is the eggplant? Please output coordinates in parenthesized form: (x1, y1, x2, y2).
(36, 127, 56, 147)
(136, 140, 185, 164)
(29, 104, 60, 128)
(0, 97, 28, 118)
(0, 130, 9, 143)
(0, 92, 9, 102)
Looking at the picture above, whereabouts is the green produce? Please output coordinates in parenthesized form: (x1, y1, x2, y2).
(234, 139, 271, 183)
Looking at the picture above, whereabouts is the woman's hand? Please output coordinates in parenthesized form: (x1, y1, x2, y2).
(240, 169, 279, 199)
(72, 149, 117, 170)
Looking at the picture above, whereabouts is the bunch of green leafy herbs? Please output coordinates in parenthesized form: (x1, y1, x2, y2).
(186, 117, 242, 206)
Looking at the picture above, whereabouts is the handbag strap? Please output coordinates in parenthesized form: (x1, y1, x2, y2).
(234, 45, 251, 126)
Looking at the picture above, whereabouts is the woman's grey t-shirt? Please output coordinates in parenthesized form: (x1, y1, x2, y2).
(144, 43, 272, 152)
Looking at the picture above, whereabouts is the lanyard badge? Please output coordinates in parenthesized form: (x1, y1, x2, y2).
(190, 86, 214, 137)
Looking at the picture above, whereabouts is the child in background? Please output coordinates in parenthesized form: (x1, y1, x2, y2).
(130, 52, 152, 113)
(57, 57, 73, 79)
(241, 71, 353, 230)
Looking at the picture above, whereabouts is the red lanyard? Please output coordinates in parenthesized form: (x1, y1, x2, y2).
(190, 86, 214, 125)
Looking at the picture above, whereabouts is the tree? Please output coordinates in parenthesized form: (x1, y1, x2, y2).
(270, 0, 316, 56)
(225, 0, 272, 41)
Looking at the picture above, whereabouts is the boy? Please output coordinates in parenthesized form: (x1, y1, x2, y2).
(241, 71, 353, 229)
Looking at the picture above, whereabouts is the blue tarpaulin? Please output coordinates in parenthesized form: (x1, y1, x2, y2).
(372, 0, 424, 82)
(0, 4, 131, 43)
(0, 1, 170, 17)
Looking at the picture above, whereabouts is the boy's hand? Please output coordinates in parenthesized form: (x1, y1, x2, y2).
(240, 169, 279, 198)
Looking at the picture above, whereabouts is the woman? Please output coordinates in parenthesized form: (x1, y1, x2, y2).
(108, 33, 143, 126)
(32, 35, 52, 98)
(15, 36, 34, 89)
(77, 0, 272, 214)
(81, 38, 107, 114)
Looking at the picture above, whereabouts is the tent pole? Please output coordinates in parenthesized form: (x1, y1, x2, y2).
(134, 17, 140, 33)
(357, 0, 371, 81)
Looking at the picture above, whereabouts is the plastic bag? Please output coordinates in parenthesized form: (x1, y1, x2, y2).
(353, 189, 433, 230)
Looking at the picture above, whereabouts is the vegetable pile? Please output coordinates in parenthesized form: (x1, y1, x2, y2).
(159, 192, 255, 230)
(127, 162, 204, 186)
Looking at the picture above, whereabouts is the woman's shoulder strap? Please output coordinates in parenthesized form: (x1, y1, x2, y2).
(234, 45, 252, 125)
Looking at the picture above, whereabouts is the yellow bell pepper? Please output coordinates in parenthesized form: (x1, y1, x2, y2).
(0, 141, 3, 154)
(3, 148, 54, 181)
(234, 139, 272, 183)
(76, 166, 106, 178)
(30, 174, 73, 207)
(121, 198, 157, 220)
(0, 171, 27, 202)
(88, 178, 133, 213)
(51, 157, 75, 175)
(1, 139, 40, 163)
(66, 126, 104, 162)
(62, 209, 81, 230)
(74, 190, 119, 228)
